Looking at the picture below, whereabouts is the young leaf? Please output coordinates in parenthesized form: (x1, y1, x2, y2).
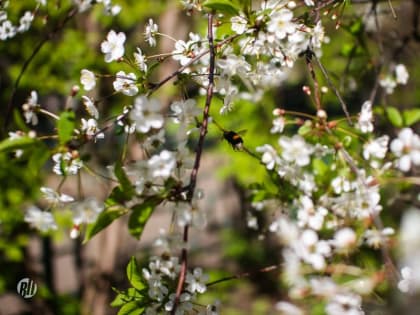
(126, 257, 146, 291)
(111, 288, 144, 307)
(128, 199, 160, 239)
(114, 159, 135, 199)
(203, 0, 240, 16)
(57, 111, 76, 144)
(83, 206, 128, 243)
(385, 107, 403, 127)
(403, 108, 420, 126)
(117, 301, 144, 315)
(0, 136, 38, 152)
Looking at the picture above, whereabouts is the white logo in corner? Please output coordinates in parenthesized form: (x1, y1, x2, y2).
(17, 278, 37, 298)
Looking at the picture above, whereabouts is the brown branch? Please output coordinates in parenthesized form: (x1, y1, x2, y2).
(171, 12, 216, 315)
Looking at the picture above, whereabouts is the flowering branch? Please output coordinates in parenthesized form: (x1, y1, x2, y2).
(171, 12, 216, 315)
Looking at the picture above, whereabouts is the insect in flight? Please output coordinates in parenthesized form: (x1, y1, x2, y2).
(211, 118, 245, 150)
(211, 118, 259, 159)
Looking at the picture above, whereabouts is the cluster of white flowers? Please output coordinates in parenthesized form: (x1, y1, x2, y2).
(379, 64, 409, 94)
(128, 96, 164, 133)
(52, 152, 83, 176)
(12, 1, 420, 314)
(140, 238, 210, 314)
(1, 1, 121, 42)
(0, 3, 34, 41)
(257, 108, 420, 313)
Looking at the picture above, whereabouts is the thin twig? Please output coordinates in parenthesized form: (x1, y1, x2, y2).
(207, 265, 279, 287)
(171, 12, 216, 315)
(312, 53, 353, 125)
(305, 51, 322, 111)
(147, 34, 238, 96)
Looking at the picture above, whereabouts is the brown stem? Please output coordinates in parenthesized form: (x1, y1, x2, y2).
(171, 12, 216, 315)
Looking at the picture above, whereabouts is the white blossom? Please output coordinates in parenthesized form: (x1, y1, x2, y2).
(148, 150, 176, 179)
(145, 19, 158, 47)
(129, 96, 164, 133)
(293, 229, 331, 270)
(333, 228, 357, 252)
(134, 47, 147, 72)
(363, 136, 389, 160)
(41, 187, 74, 204)
(357, 101, 373, 133)
(186, 268, 208, 294)
(22, 91, 39, 125)
(230, 15, 247, 35)
(72, 198, 104, 225)
(81, 118, 104, 141)
(297, 195, 327, 231)
(256, 144, 280, 170)
(325, 293, 364, 315)
(113, 71, 138, 96)
(80, 69, 96, 91)
(101, 30, 126, 62)
(52, 152, 83, 175)
(82, 96, 99, 119)
(24, 206, 57, 232)
(390, 128, 420, 172)
(267, 8, 296, 40)
(379, 75, 397, 94)
(279, 135, 313, 166)
(395, 64, 409, 85)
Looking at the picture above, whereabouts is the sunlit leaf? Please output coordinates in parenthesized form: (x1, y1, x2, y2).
(203, 0, 240, 16)
(57, 111, 76, 144)
(126, 257, 146, 291)
(83, 206, 128, 243)
(128, 199, 161, 239)
(385, 107, 403, 127)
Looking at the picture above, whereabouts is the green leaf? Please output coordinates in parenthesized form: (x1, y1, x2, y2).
(111, 292, 129, 307)
(312, 158, 328, 176)
(83, 206, 128, 243)
(117, 301, 144, 315)
(203, 0, 240, 16)
(349, 19, 363, 35)
(57, 111, 76, 144)
(111, 288, 144, 307)
(128, 200, 160, 239)
(0, 136, 38, 152)
(298, 121, 312, 136)
(126, 257, 146, 291)
(114, 160, 135, 198)
(385, 106, 403, 127)
(403, 109, 420, 126)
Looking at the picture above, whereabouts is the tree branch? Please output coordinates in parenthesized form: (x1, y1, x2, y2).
(171, 12, 216, 315)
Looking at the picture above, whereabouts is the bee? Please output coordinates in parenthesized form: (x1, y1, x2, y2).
(222, 130, 245, 150)
(211, 119, 259, 160)
(211, 118, 245, 149)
